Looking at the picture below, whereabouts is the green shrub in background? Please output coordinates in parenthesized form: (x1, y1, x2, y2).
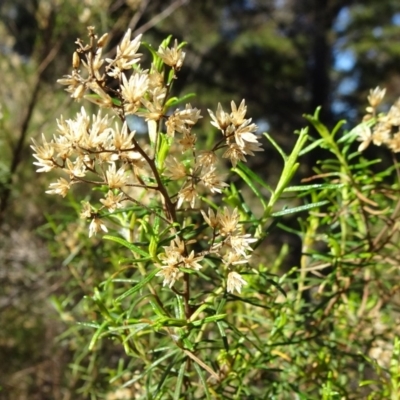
(32, 27, 400, 399)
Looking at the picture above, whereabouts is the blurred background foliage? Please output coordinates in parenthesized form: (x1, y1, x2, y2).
(2, 0, 400, 398)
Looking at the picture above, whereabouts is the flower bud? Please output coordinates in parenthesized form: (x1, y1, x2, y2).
(72, 83, 86, 99)
(97, 33, 109, 48)
(72, 52, 80, 69)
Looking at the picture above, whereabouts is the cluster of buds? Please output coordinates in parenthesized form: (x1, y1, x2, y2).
(31, 27, 264, 293)
(358, 87, 400, 152)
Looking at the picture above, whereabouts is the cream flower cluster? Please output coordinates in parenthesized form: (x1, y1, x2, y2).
(156, 207, 256, 293)
(203, 207, 257, 293)
(208, 101, 263, 167)
(32, 27, 263, 293)
(358, 87, 400, 153)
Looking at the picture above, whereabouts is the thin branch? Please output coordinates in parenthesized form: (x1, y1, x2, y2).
(133, 0, 191, 36)
(128, 0, 152, 31)
(0, 38, 63, 224)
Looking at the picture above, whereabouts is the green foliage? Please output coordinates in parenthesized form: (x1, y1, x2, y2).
(40, 52, 400, 397)
(3, 3, 400, 396)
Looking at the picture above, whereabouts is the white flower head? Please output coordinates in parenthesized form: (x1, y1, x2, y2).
(88, 217, 108, 237)
(106, 163, 127, 189)
(106, 30, 142, 77)
(157, 39, 186, 70)
(208, 103, 231, 131)
(367, 86, 386, 109)
(164, 157, 187, 180)
(156, 265, 182, 288)
(201, 208, 219, 229)
(356, 124, 372, 152)
(100, 190, 124, 212)
(227, 271, 247, 294)
(46, 178, 71, 197)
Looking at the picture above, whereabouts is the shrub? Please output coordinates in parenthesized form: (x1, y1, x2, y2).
(32, 27, 400, 399)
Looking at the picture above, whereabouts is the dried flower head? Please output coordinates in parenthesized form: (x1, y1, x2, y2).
(359, 87, 400, 153)
(218, 207, 240, 236)
(156, 265, 182, 288)
(199, 166, 228, 193)
(356, 125, 372, 152)
(164, 157, 187, 180)
(106, 163, 128, 189)
(208, 100, 263, 166)
(166, 104, 202, 137)
(89, 217, 108, 237)
(80, 201, 92, 219)
(46, 178, 71, 197)
(201, 208, 219, 229)
(208, 103, 231, 131)
(177, 182, 197, 209)
(121, 72, 149, 114)
(227, 271, 247, 294)
(367, 86, 386, 109)
(100, 190, 125, 212)
(157, 39, 186, 70)
(181, 251, 203, 271)
(31, 134, 56, 172)
(106, 30, 142, 77)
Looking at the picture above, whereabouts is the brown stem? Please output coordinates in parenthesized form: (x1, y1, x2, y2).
(120, 190, 171, 224)
(131, 136, 177, 223)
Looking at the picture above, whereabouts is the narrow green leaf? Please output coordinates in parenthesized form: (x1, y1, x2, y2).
(141, 41, 164, 71)
(216, 321, 229, 351)
(174, 362, 187, 400)
(108, 322, 148, 331)
(298, 138, 325, 156)
(104, 235, 150, 258)
(154, 358, 178, 398)
(150, 298, 169, 318)
(193, 363, 212, 400)
(156, 133, 172, 169)
(236, 162, 273, 191)
(190, 314, 227, 327)
(147, 349, 178, 374)
(164, 93, 196, 108)
(304, 111, 331, 140)
(111, 256, 152, 265)
(359, 380, 380, 387)
(271, 200, 329, 217)
(167, 68, 175, 85)
(263, 132, 287, 161)
(92, 288, 115, 322)
(154, 317, 187, 328)
(76, 322, 101, 329)
(284, 183, 343, 192)
(261, 274, 287, 298)
(153, 352, 180, 397)
(330, 119, 346, 139)
(116, 268, 160, 302)
(175, 293, 185, 319)
(216, 295, 227, 314)
(88, 320, 109, 350)
(232, 167, 268, 209)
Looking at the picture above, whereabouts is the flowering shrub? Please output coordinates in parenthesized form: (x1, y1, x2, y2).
(31, 27, 264, 295)
(32, 27, 400, 399)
